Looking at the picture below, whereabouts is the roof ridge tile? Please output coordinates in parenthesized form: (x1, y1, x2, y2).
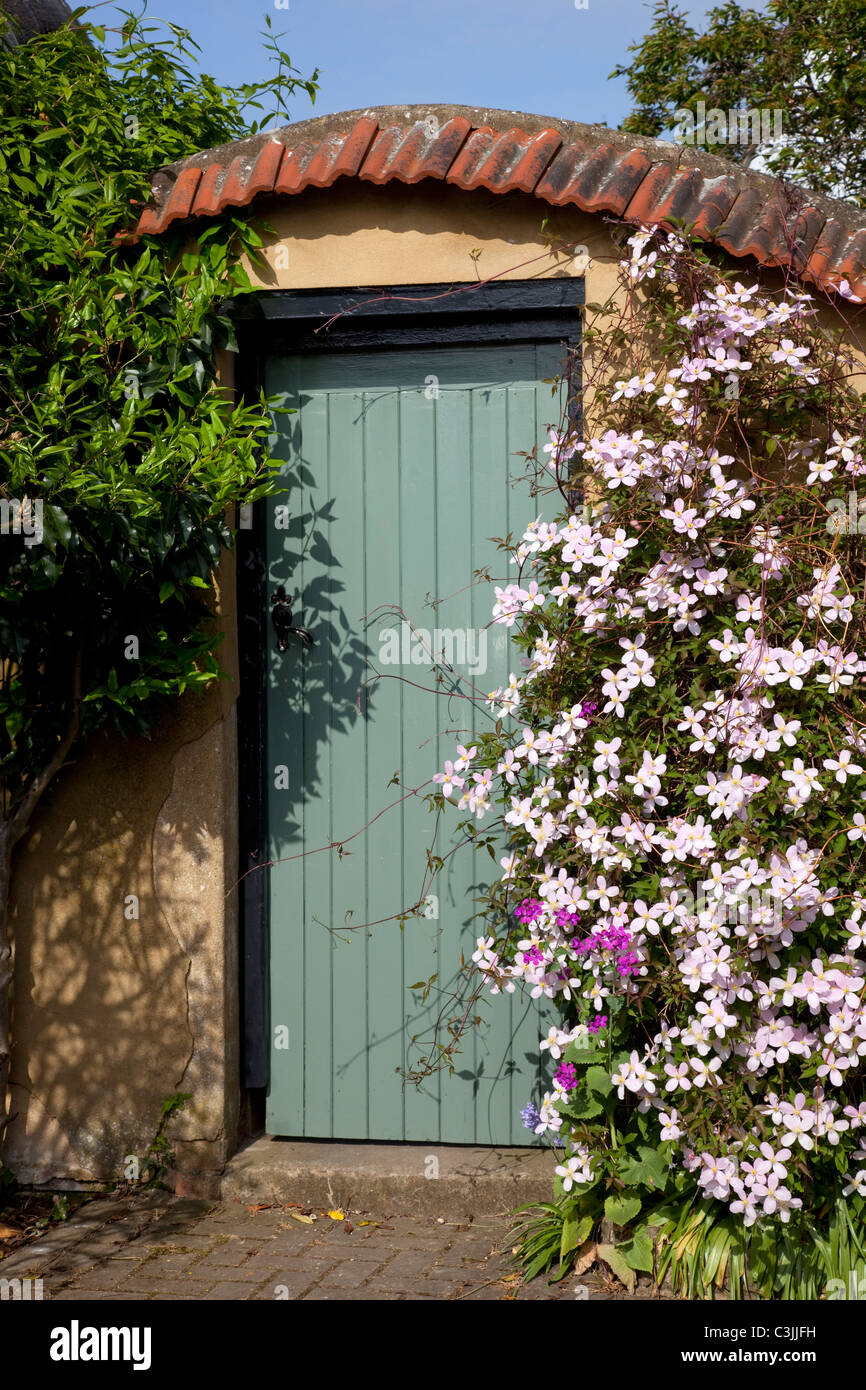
(130, 111, 866, 300)
(446, 125, 562, 194)
(359, 115, 472, 185)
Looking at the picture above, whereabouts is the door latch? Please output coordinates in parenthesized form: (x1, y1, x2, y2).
(271, 587, 314, 652)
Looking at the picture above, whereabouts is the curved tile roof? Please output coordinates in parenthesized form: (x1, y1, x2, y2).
(134, 104, 866, 301)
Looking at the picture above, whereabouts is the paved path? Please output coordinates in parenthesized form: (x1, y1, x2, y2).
(0, 1192, 659, 1301)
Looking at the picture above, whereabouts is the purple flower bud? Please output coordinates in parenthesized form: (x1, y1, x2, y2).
(520, 1101, 541, 1131)
(554, 1062, 579, 1092)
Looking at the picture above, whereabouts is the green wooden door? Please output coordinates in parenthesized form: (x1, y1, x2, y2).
(265, 342, 561, 1143)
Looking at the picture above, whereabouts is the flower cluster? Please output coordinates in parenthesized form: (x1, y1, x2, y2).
(436, 226, 866, 1230)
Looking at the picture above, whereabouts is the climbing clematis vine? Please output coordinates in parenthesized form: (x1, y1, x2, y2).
(433, 225, 866, 1233)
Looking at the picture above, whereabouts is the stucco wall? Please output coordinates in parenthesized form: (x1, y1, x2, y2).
(6, 174, 862, 1188)
(245, 178, 615, 293)
(5, 553, 241, 1189)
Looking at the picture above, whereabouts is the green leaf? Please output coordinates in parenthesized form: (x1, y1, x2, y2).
(596, 1242, 636, 1292)
(621, 1228, 654, 1274)
(585, 1065, 613, 1096)
(560, 1092, 603, 1121)
(524, 1248, 556, 1281)
(64, 182, 102, 199)
(5, 710, 24, 739)
(561, 1211, 593, 1259)
(604, 1194, 642, 1226)
(617, 1145, 669, 1193)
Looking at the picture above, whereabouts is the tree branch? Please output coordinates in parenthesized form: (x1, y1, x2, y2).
(7, 636, 84, 848)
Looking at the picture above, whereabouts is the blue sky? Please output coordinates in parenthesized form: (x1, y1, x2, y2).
(93, 0, 730, 133)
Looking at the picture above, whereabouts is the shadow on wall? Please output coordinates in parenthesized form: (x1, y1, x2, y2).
(4, 677, 236, 1187)
(250, 178, 599, 292)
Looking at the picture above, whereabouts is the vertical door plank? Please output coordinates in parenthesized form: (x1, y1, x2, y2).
(363, 385, 406, 1140)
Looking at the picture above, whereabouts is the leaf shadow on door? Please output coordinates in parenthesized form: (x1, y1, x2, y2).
(268, 438, 376, 851)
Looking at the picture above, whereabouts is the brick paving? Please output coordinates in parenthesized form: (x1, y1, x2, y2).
(0, 1191, 667, 1301)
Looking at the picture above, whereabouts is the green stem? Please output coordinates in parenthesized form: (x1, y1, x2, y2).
(607, 1012, 618, 1149)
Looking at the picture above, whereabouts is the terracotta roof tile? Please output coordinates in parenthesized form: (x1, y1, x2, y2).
(631, 166, 706, 230)
(838, 229, 866, 290)
(688, 176, 741, 238)
(360, 116, 472, 184)
(136, 164, 202, 236)
(273, 138, 318, 196)
(220, 140, 285, 210)
(132, 106, 866, 301)
(714, 188, 780, 261)
(189, 162, 228, 220)
(786, 205, 828, 276)
(537, 142, 651, 215)
(304, 118, 379, 187)
(446, 126, 562, 194)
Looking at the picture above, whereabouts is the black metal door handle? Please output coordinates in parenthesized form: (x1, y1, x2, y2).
(270, 587, 314, 652)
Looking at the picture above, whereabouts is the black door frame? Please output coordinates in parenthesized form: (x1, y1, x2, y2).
(232, 278, 584, 1093)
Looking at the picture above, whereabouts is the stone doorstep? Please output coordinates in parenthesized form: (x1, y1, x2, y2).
(221, 1138, 554, 1219)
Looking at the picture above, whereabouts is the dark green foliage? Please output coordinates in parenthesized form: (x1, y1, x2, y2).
(612, 0, 866, 203)
(0, 7, 317, 821)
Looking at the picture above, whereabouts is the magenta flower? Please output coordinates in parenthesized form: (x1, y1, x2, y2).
(515, 897, 544, 924)
(521, 945, 545, 967)
(554, 1062, 579, 1092)
(556, 908, 582, 929)
(616, 951, 641, 977)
